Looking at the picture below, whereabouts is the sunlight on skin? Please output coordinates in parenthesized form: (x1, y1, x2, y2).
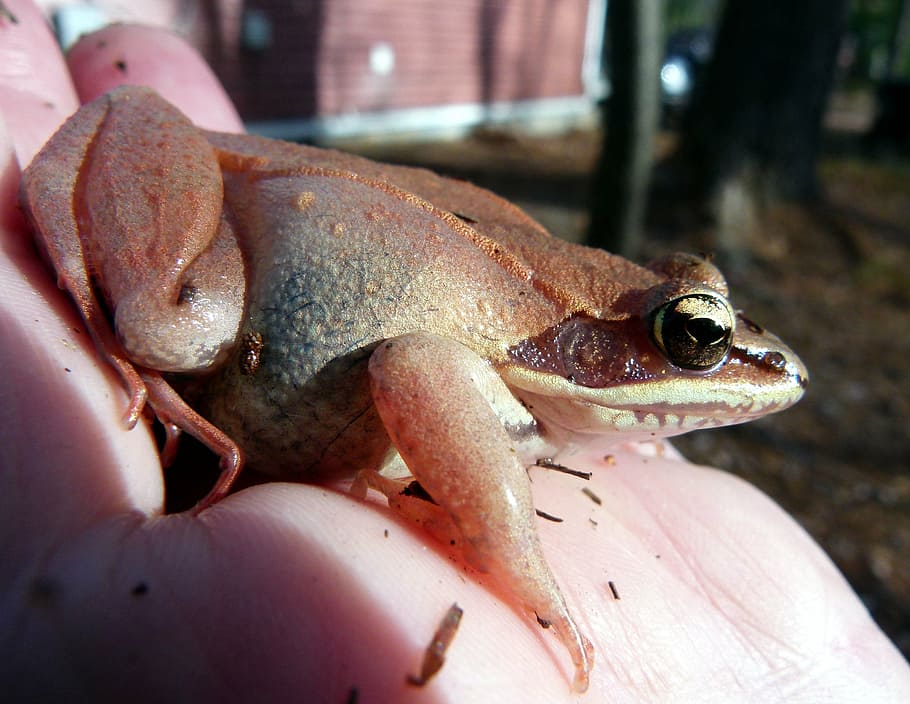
(1, 2, 909, 700)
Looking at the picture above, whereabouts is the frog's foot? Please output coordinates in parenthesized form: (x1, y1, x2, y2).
(109, 353, 148, 428)
(369, 332, 594, 691)
(141, 371, 244, 512)
(363, 469, 594, 691)
(355, 469, 487, 566)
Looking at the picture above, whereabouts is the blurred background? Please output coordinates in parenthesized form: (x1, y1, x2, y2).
(34, 0, 910, 662)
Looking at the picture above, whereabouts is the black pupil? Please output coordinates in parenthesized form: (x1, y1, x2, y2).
(686, 316, 726, 346)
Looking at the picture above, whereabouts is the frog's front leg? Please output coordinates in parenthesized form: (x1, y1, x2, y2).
(368, 332, 594, 692)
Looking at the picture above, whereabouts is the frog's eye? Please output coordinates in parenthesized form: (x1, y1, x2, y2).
(651, 293, 734, 370)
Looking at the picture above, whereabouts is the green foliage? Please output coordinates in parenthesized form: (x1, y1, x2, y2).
(664, 0, 910, 81)
(846, 0, 909, 79)
(664, 0, 722, 37)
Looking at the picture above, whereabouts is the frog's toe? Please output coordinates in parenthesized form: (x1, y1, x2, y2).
(536, 601, 593, 692)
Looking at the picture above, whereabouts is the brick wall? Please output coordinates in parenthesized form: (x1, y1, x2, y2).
(43, 0, 598, 128)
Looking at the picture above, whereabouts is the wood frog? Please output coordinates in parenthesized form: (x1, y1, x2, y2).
(19, 86, 808, 692)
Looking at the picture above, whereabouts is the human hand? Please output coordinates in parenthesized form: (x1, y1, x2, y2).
(2, 3, 909, 701)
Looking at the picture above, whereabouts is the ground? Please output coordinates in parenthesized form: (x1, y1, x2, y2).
(342, 122, 910, 661)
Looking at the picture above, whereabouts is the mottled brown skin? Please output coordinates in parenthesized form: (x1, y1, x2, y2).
(19, 86, 808, 692)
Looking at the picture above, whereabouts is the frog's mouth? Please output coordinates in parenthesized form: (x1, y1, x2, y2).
(497, 345, 808, 439)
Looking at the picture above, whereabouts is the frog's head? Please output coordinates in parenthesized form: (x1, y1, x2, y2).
(499, 254, 808, 442)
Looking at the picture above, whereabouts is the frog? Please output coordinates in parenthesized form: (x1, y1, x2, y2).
(19, 85, 808, 693)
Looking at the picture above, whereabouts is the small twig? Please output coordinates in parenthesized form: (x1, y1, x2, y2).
(407, 603, 464, 686)
(608, 581, 621, 600)
(0, 3, 19, 23)
(582, 487, 602, 505)
(535, 508, 564, 523)
(535, 458, 592, 480)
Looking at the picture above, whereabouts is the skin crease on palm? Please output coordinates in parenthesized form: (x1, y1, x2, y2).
(0, 2, 909, 701)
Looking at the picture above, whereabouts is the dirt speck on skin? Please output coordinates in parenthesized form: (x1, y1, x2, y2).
(345, 124, 910, 659)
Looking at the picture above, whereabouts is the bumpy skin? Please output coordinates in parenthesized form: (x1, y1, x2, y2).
(20, 86, 809, 692)
(199, 131, 806, 477)
(200, 155, 562, 478)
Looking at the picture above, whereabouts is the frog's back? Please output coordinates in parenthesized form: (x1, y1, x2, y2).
(209, 132, 662, 318)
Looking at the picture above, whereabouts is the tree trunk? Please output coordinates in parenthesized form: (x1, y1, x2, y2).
(887, 0, 910, 79)
(586, 0, 662, 256)
(678, 0, 848, 219)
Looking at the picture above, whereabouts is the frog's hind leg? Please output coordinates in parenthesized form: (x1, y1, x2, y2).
(368, 332, 593, 692)
(141, 372, 243, 512)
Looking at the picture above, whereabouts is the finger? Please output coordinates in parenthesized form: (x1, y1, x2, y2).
(0, 9, 184, 548)
(0, 135, 164, 568)
(0, 0, 79, 165)
(67, 24, 243, 133)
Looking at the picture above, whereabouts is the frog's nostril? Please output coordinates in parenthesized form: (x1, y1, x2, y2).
(759, 350, 787, 371)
